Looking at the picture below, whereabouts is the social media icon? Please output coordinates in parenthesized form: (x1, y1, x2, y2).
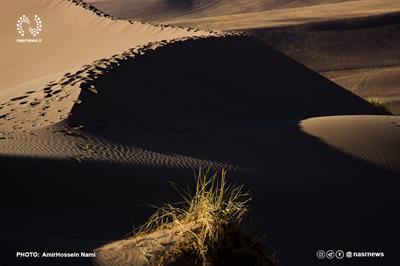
(316, 250, 325, 259)
(346, 251, 352, 258)
(336, 250, 344, 259)
(326, 250, 335, 259)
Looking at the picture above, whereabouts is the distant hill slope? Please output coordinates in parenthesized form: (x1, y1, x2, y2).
(249, 12, 400, 114)
(86, 0, 348, 20)
(86, 0, 400, 29)
(87, 0, 400, 114)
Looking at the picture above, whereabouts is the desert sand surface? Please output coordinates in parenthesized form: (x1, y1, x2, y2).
(0, 0, 217, 92)
(249, 11, 400, 114)
(88, 0, 400, 29)
(1, 0, 400, 266)
(86, 0, 349, 21)
(88, 0, 400, 114)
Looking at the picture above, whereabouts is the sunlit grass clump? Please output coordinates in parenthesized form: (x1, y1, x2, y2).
(367, 97, 388, 112)
(134, 169, 275, 266)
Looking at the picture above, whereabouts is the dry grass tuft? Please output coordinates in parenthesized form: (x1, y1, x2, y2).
(367, 97, 388, 113)
(133, 169, 276, 266)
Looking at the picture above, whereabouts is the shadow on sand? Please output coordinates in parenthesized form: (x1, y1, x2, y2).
(0, 120, 398, 265)
(0, 35, 396, 266)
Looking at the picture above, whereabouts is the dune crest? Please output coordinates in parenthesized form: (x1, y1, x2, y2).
(0, 0, 224, 132)
(0, 0, 218, 92)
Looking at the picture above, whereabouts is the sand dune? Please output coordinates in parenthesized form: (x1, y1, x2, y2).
(1, 32, 384, 132)
(248, 12, 400, 114)
(249, 12, 400, 71)
(87, 0, 400, 114)
(87, 0, 348, 21)
(302, 115, 400, 173)
(1, 32, 387, 167)
(66, 36, 385, 123)
(324, 65, 400, 114)
(1, 0, 400, 266)
(157, 0, 400, 30)
(2, 113, 400, 265)
(0, 0, 215, 92)
(0, 0, 221, 131)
